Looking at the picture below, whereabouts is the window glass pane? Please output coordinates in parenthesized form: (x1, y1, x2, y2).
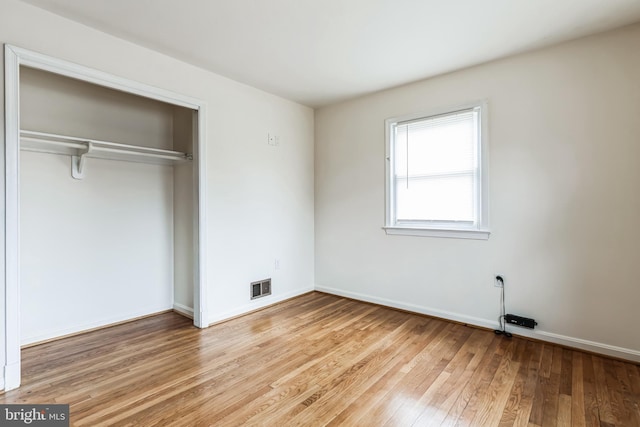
(395, 174, 475, 222)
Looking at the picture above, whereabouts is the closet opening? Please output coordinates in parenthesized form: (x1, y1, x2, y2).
(3, 44, 208, 391)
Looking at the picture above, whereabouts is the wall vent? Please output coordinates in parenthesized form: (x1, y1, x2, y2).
(250, 278, 272, 300)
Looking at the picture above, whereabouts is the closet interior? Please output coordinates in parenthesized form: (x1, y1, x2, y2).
(19, 66, 197, 345)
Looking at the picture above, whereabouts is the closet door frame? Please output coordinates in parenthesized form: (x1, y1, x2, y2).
(3, 44, 209, 391)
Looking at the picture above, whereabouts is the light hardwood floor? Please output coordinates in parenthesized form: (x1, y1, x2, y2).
(2, 292, 639, 426)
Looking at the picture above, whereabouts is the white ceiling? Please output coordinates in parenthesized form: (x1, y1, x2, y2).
(19, 0, 640, 108)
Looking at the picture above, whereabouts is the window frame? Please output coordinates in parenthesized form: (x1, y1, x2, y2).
(384, 101, 490, 240)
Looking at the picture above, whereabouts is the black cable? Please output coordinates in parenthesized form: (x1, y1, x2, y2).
(494, 276, 512, 338)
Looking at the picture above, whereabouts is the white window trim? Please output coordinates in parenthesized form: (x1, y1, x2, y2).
(384, 101, 490, 240)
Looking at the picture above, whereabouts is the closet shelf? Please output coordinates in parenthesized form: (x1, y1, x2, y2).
(20, 130, 192, 163)
(20, 130, 192, 179)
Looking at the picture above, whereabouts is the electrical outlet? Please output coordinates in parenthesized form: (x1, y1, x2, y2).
(275, 259, 280, 270)
(494, 275, 504, 287)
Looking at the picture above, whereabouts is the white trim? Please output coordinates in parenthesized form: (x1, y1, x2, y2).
(3, 362, 20, 391)
(315, 285, 497, 329)
(532, 331, 640, 362)
(479, 100, 490, 230)
(2, 44, 210, 391)
(207, 287, 314, 325)
(383, 226, 490, 240)
(173, 302, 194, 319)
(315, 285, 640, 363)
(8, 45, 200, 109)
(193, 107, 208, 328)
(4, 44, 21, 392)
(384, 100, 490, 239)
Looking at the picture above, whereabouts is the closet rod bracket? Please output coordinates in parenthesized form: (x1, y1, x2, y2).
(71, 142, 93, 180)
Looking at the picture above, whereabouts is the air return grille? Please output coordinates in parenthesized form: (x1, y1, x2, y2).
(250, 278, 272, 300)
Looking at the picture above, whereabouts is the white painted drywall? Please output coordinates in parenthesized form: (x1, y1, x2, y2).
(1, 0, 314, 385)
(19, 67, 177, 344)
(20, 153, 175, 344)
(173, 106, 195, 316)
(19, 67, 176, 150)
(315, 24, 640, 360)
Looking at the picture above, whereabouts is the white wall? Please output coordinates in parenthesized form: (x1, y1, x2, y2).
(20, 67, 176, 149)
(207, 89, 315, 322)
(1, 0, 314, 387)
(173, 106, 195, 316)
(20, 153, 175, 344)
(315, 23, 640, 361)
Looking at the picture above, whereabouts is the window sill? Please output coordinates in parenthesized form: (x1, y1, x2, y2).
(383, 226, 490, 240)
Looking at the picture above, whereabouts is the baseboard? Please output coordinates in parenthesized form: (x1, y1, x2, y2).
(315, 285, 640, 363)
(527, 330, 640, 363)
(173, 302, 194, 319)
(21, 304, 173, 347)
(207, 286, 314, 326)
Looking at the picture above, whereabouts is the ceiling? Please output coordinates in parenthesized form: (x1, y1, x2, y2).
(19, 0, 640, 108)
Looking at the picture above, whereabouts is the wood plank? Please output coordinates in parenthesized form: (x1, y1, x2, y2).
(413, 329, 494, 426)
(539, 346, 563, 427)
(592, 357, 618, 425)
(442, 336, 510, 425)
(513, 341, 544, 427)
(572, 351, 588, 427)
(615, 361, 640, 427)
(557, 394, 572, 425)
(603, 358, 633, 427)
(1, 292, 639, 427)
(348, 321, 453, 424)
(560, 348, 574, 396)
(323, 318, 447, 426)
(469, 345, 521, 426)
(378, 325, 474, 426)
(628, 363, 640, 395)
(233, 316, 428, 426)
(498, 340, 541, 427)
(582, 354, 603, 427)
(528, 345, 550, 426)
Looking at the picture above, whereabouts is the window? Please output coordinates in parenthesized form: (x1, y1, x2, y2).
(384, 102, 489, 239)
